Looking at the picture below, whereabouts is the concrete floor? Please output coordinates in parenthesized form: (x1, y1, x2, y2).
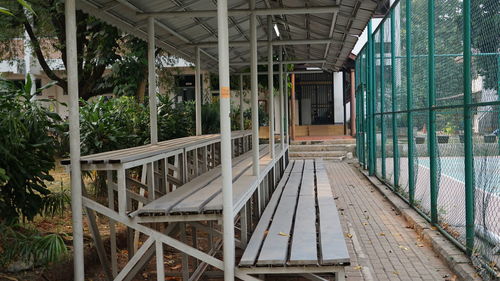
(326, 161, 456, 281)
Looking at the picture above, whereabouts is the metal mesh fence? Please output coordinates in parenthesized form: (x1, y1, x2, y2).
(355, 0, 500, 279)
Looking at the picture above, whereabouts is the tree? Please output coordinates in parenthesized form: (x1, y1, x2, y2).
(471, 0, 499, 90)
(0, 0, 157, 100)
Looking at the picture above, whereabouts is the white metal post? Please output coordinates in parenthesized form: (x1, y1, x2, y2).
(250, 0, 259, 176)
(155, 240, 165, 281)
(148, 17, 158, 144)
(267, 16, 275, 158)
(240, 74, 244, 130)
(217, 0, 235, 279)
(284, 71, 289, 144)
(279, 46, 285, 148)
(65, 0, 84, 279)
(195, 46, 202, 136)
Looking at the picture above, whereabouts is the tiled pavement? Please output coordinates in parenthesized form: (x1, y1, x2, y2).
(326, 161, 455, 281)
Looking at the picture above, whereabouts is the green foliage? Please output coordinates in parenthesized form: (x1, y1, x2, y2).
(40, 187, 70, 218)
(0, 224, 68, 268)
(0, 168, 8, 186)
(442, 122, 456, 135)
(98, 36, 148, 98)
(472, 0, 499, 89)
(79, 96, 150, 156)
(157, 96, 195, 140)
(0, 77, 64, 223)
(0, 0, 34, 16)
(201, 102, 221, 134)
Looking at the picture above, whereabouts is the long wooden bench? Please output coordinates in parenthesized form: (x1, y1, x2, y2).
(130, 144, 284, 219)
(239, 159, 349, 281)
(61, 130, 251, 165)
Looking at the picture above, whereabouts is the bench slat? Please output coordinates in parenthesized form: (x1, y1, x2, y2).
(239, 161, 295, 266)
(202, 145, 279, 212)
(316, 165, 350, 265)
(170, 147, 265, 213)
(256, 167, 303, 265)
(304, 159, 315, 171)
(289, 168, 317, 265)
(130, 145, 263, 216)
(291, 160, 304, 173)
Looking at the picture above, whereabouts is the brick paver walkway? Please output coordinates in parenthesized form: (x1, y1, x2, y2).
(326, 161, 455, 281)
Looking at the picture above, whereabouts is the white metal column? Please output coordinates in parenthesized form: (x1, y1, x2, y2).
(240, 74, 244, 130)
(279, 47, 284, 148)
(148, 17, 158, 144)
(195, 46, 202, 136)
(217, 0, 235, 279)
(284, 71, 289, 143)
(250, 0, 259, 176)
(65, 0, 84, 279)
(267, 16, 275, 158)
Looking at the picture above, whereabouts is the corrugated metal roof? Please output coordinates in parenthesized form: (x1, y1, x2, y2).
(76, 0, 378, 72)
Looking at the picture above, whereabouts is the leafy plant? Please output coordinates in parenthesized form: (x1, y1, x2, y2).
(0, 224, 68, 268)
(79, 96, 150, 156)
(0, 77, 63, 223)
(157, 96, 195, 140)
(40, 187, 70, 217)
(0, 168, 7, 186)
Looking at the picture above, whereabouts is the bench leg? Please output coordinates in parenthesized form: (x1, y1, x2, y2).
(240, 204, 248, 247)
(335, 268, 345, 281)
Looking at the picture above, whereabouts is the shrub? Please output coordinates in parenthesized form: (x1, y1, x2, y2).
(0, 77, 64, 223)
(158, 95, 195, 140)
(0, 224, 68, 269)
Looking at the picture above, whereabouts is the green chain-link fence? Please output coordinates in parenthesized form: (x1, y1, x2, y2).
(355, 0, 500, 279)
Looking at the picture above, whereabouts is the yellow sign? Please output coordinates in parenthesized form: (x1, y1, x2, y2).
(221, 86, 230, 99)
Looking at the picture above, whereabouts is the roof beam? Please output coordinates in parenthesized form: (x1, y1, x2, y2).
(138, 6, 340, 18)
(190, 38, 333, 48)
(230, 59, 326, 66)
(233, 70, 325, 75)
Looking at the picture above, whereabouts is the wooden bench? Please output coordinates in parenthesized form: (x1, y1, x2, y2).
(61, 130, 252, 165)
(130, 144, 284, 220)
(239, 159, 349, 281)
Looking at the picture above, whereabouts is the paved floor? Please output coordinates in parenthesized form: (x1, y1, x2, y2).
(326, 161, 455, 281)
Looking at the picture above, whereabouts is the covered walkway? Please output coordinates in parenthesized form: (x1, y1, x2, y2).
(327, 162, 453, 281)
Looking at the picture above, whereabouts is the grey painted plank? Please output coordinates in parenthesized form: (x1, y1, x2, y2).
(63, 135, 208, 164)
(316, 162, 350, 265)
(291, 160, 304, 173)
(170, 145, 267, 213)
(204, 157, 294, 212)
(130, 145, 262, 217)
(299, 172, 315, 197)
(129, 167, 220, 216)
(304, 159, 315, 171)
(202, 145, 274, 212)
(256, 172, 302, 265)
(62, 131, 252, 164)
(289, 195, 317, 265)
(289, 167, 317, 265)
(239, 161, 295, 266)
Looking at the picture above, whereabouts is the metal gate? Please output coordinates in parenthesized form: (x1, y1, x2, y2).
(296, 72, 334, 125)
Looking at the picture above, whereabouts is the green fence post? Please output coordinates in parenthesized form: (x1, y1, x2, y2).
(368, 20, 376, 176)
(428, 0, 438, 224)
(362, 52, 367, 168)
(391, 9, 400, 189)
(463, 0, 474, 256)
(406, 0, 415, 205)
(361, 51, 369, 169)
(380, 24, 387, 180)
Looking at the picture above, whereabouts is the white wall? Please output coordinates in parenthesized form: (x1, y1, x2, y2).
(333, 72, 344, 124)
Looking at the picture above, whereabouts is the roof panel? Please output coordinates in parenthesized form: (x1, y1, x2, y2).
(77, 0, 377, 71)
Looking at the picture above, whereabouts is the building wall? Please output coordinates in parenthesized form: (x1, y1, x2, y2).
(333, 72, 344, 124)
